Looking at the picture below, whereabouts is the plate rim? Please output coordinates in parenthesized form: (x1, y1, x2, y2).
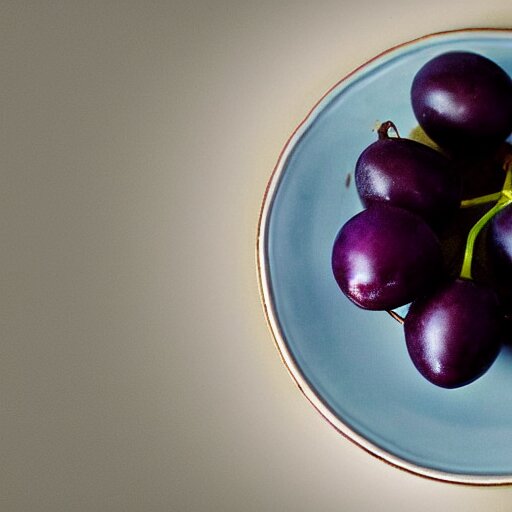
(256, 27, 512, 486)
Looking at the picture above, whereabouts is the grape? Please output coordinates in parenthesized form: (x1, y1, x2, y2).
(331, 204, 443, 310)
(404, 279, 501, 388)
(411, 51, 512, 155)
(355, 129, 460, 225)
(487, 202, 512, 309)
(489, 203, 512, 277)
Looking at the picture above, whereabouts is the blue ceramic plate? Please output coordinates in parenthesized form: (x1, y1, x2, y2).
(258, 29, 512, 484)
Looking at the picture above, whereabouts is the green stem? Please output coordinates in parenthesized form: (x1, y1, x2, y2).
(460, 192, 501, 208)
(460, 167, 512, 280)
(460, 159, 512, 208)
(459, 200, 512, 279)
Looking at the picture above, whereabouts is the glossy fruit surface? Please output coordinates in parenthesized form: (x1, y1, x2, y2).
(489, 203, 512, 276)
(331, 204, 443, 310)
(404, 278, 501, 388)
(355, 136, 460, 225)
(411, 51, 512, 155)
(487, 202, 512, 310)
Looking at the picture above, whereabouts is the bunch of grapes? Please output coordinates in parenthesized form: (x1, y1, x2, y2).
(332, 51, 512, 389)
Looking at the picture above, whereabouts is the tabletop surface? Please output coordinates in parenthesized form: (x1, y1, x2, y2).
(3, 1, 512, 510)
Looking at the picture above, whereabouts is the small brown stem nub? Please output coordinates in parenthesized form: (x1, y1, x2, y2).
(388, 310, 405, 325)
(377, 121, 400, 140)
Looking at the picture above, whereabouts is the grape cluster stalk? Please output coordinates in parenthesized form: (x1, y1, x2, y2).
(460, 160, 512, 280)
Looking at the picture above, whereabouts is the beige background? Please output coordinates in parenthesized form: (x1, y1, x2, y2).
(3, 1, 512, 510)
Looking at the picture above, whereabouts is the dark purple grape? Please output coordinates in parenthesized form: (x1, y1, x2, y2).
(487, 203, 512, 310)
(489, 203, 512, 276)
(355, 134, 460, 225)
(331, 204, 443, 310)
(411, 51, 512, 155)
(404, 279, 501, 388)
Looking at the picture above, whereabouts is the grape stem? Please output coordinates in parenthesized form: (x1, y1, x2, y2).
(459, 164, 512, 280)
(460, 153, 512, 207)
(460, 192, 501, 208)
(377, 121, 400, 140)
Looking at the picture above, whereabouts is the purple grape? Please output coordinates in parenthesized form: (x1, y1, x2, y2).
(489, 203, 512, 276)
(331, 204, 443, 310)
(411, 51, 512, 155)
(404, 279, 501, 388)
(487, 203, 512, 310)
(355, 132, 460, 225)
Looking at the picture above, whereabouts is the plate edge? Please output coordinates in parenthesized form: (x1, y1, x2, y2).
(256, 27, 512, 486)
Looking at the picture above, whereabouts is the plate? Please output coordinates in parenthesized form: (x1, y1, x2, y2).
(257, 29, 512, 485)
